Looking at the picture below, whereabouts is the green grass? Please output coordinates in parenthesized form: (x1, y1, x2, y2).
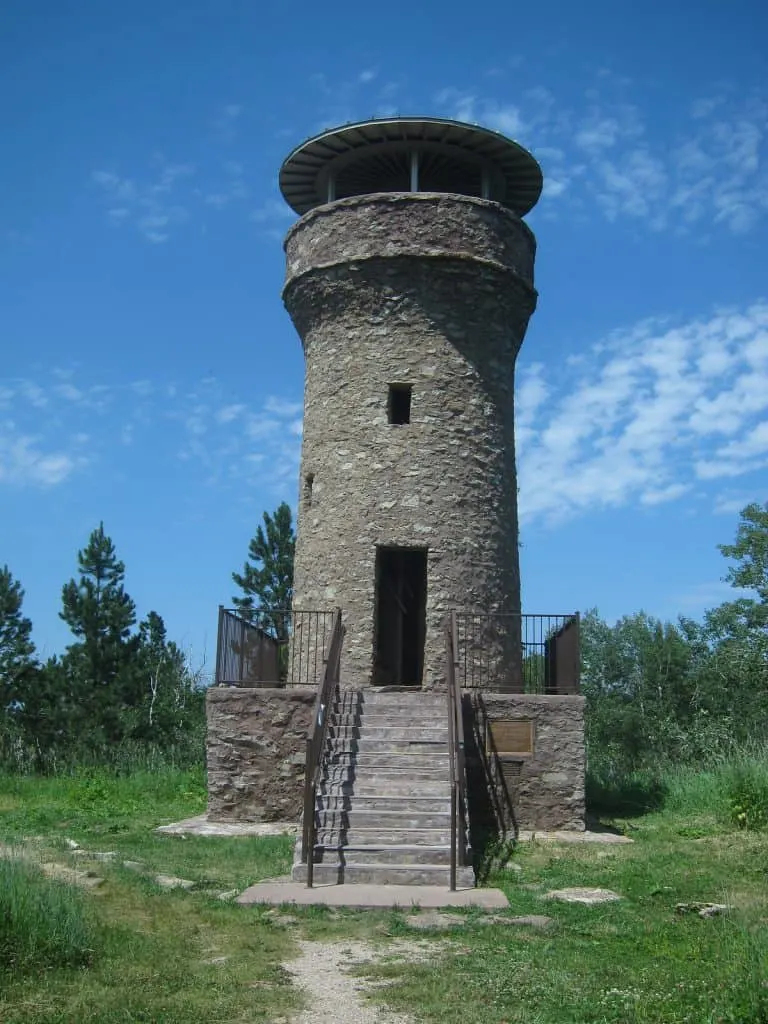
(0, 759, 767, 1023)
(0, 857, 98, 974)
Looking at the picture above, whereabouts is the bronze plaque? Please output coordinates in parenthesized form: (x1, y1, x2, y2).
(488, 719, 534, 758)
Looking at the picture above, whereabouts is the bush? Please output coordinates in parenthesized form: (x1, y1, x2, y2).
(0, 856, 98, 974)
(726, 756, 768, 831)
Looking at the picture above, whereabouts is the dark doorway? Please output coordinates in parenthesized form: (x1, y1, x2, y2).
(374, 547, 428, 686)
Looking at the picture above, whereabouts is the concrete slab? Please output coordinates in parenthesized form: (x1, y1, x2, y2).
(236, 881, 509, 910)
(154, 815, 297, 837)
(517, 829, 632, 844)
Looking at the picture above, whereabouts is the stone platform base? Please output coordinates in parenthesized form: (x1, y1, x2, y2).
(466, 693, 586, 833)
(206, 687, 314, 822)
(206, 687, 586, 833)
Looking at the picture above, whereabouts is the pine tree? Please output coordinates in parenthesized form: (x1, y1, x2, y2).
(232, 503, 295, 639)
(60, 523, 137, 743)
(0, 566, 37, 718)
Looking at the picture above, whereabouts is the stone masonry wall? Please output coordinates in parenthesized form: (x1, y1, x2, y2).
(283, 193, 538, 689)
(466, 694, 585, 832)
(206, 687, 313, 821)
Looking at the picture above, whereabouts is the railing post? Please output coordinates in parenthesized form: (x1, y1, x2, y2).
(307, 779, 316, 889)
(215, 605, 224, 686)
(449, 784, 457, 891)
(302, 736, 312, 865)
(238, 617, 246, 686)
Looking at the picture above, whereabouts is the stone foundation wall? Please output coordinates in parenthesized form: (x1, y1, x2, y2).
(206, 687, 313, 822)
(466, 693, 585, 832)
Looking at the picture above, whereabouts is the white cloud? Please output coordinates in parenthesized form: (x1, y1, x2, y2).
(0, 426, 79, 487)
(265, 397, 303, 417)
(92, 161, 194, 243)
(713, 493, 755, 516)
(434, 78, 768, 235)
(216, 404, 246, 424)
(517, 301, 768, 524)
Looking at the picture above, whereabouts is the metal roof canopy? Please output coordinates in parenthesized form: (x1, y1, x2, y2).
(279, 117, 543, 217)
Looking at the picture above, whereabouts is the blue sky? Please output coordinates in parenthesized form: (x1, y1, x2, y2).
(2, 0, 767, 673)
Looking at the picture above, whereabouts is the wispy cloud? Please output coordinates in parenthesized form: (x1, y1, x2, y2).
(517, 300, 768, 524)
(0, 372, 303, 497)
(213, 103, 242, 143)
(249, 197, 294, 239)
(435, 76, 768, 235)
(92, 160, 195, 243)
(5, 298, 766, 516)
(0, 420, 86, 487)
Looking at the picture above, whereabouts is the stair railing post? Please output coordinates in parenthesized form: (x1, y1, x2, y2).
(307, 776, 316, 889)
(450, 783, 457, 892)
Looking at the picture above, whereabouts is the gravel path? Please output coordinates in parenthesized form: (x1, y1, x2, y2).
(283, 940, 429, 1024)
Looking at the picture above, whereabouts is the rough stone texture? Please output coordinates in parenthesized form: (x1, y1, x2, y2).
(283, 193, 537, 689)
(206, 687, 314, 821)
(544, 887, 621, 905)
(466, 694, 586, 832)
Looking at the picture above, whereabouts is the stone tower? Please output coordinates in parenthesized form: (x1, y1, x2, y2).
(280, 117, 542, 690)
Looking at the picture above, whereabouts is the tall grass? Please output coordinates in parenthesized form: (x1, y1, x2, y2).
(0, 857, 98, 974)
(0, 732, 205, 778)
(588, 742, 768, 832)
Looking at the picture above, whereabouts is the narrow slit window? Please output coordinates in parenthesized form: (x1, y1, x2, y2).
(388, 384, 412, 425)
(304, 473, 314, 507)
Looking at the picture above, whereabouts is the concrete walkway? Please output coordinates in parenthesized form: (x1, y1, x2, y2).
(236, 881, 509, 909)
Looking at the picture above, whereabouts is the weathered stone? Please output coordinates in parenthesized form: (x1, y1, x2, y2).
(41, 863, 104, 888)
(405, 910, 465, 930)
(505, 915, 553, 928)
(284, 193, 537, 689)
(544, 887, 621, 905)
(154, 874, 195, 890)
(675, 902, 731, 918)
(467, 693, 586, 831)
(206, 687, 314, 821)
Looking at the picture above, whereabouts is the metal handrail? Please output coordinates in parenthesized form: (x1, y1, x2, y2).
(302, 608, 344, 887)
(446, 610, 468, 891)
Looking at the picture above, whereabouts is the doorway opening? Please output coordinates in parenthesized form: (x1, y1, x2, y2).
(373, 546, 428, 686)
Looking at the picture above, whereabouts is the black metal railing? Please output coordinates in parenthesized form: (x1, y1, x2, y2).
(446, 611, 469, 891)
(302, 609, 344, 887)
(453, 612, 581, 694)
(214, 607, 338, 687)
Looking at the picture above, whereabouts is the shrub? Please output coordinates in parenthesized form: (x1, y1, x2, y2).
(726, 758, 768, 831)
(0, 856, 98, 974)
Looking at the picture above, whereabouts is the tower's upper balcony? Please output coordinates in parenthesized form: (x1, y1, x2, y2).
(279, 117, 543, 218)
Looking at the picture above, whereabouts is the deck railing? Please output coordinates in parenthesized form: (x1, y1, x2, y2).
(214, 607, 338, 687)
(452, 612, 581, 694)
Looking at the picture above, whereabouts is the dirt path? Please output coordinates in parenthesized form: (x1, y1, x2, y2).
(283, 939, 433, 1024)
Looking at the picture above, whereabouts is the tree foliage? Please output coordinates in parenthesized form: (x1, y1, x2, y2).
(0, 566, 37, 712)
(232, 502, 295, 637)
(585, 502, 768, 787)
(1, 524, 204, 771)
